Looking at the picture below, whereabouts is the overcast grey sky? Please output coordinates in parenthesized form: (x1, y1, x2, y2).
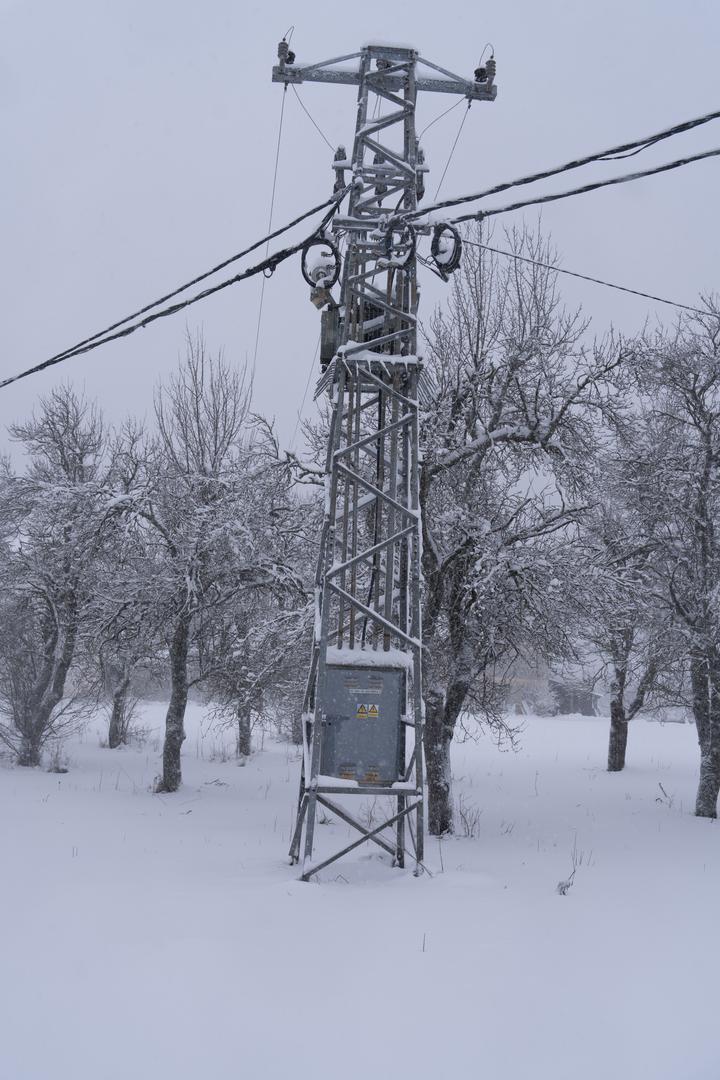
(2, 0, 719, 453)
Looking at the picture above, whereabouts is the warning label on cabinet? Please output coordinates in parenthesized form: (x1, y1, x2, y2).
(355, 702, 381, 720)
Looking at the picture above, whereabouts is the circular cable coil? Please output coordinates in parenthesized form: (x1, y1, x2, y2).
(430, 223, 463, 279)
(301, 236, 342, 288)
(382, 220, 416, 270)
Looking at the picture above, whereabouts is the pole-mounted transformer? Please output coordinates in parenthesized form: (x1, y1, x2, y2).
(273, 40, 497, 881)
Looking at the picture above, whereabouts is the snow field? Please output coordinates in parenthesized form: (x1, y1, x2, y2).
(1, 705, 718, 1079)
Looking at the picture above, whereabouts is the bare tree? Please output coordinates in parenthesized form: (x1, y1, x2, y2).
(96, 609, 159, 749)
(0, 388, 106, 764)
(419, 224, 626, 833)
(202, 600, 310, 755)
(89, 432, 164, 749)
(576, 453, 679, 772)
(632, 306, 720, 816)
(107, 333, 302, 791)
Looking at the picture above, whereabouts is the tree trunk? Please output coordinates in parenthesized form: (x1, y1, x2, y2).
(237, 707, 252, 757)
(690, 650, 720, 819)
(12, 609, 78, 768)
(690, 654, 711, 753)
(424, 688, 454, 835)
(607, 697, 628, 772)
(108, 675, 131, 749)
(695, 749, 720, 818)
(17, 731, 42, 767)
(159, 614, 191, 793)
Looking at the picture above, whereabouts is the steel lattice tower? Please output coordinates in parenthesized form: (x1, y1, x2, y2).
(273, 42, 496, 880)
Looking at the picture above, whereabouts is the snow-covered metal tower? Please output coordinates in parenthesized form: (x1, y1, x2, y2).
(274, 42, 496, 880)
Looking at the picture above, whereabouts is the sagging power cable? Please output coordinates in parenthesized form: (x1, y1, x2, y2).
(450, 145, 720, 224)
(5, 192, 343, 388)
(462, 238, 712, 317)
(403, 105, 720, 223)
(0, 195, 346, 391)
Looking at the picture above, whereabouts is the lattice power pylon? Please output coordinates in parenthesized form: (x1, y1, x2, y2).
(273, 41, 496, 880)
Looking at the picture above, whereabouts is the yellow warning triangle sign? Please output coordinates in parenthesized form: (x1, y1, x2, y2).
(356, 704, 368, 717)
(368, 704, 379, 718)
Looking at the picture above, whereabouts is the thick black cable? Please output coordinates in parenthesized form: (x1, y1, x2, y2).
(403, 106, 720, 223)
(450, 145, 720, 224)
(462, 238, 711, 317)
(20, 191, 342, 377)
(0, 199, 344, 391)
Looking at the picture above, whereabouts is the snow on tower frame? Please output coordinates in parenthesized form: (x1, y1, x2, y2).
(274, 41, 496, 880)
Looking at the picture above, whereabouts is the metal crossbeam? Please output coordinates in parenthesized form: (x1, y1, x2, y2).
(272, 47, 496, 101)
(300, 802, 422, 882)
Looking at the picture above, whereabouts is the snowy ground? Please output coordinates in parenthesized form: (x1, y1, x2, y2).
(1, 704, 718, 1080)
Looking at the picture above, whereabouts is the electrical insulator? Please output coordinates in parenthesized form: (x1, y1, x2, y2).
(374, 151, 388, 201)
(474, 65, 487, 82)
(416, 143, 426, 202)
(333, 145, 347, 194)
(486, 56, 496, 86)
(277, 39, 289, 65)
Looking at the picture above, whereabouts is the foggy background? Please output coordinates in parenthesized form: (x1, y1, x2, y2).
(2, 0, 719, 453)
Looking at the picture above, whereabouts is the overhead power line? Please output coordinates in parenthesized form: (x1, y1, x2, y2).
(450, 145, 720, 224)
(0, 197, 345, 392)
(404, 105, 720, 223)
(8, 192, 343, 387)
(462, 238, 712, 317)
(6, 107, 720, 394)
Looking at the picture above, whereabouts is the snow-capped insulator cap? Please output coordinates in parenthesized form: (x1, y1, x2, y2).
(474, 65, 487, 82)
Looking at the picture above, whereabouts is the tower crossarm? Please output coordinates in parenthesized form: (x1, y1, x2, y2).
(273, 45, 497, 101)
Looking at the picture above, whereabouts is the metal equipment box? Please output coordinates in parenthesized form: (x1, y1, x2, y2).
(320, 665, 405, 785)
